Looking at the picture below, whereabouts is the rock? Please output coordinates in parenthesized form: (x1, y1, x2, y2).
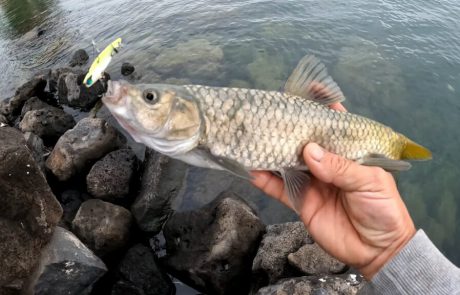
(163, 77, 192, 85)
(23, 227, 107, 295)
(131, 149, 188, 233)
(121, 62, 135, 76)
(58, 70, 106, 110)
(153, 39, 223, 79)
(247, 51, 287, 91)
(59, 190, 90, 229)
(19, 106, 76, 144)
(23, 132, 46, 172)
(0, 114, 8, 125)
(86, 149, 137, 201)
(69, 49, 89, 67)
(252, 222, 313, 288)
(72, 199, 133, 256)
(229, 79, 252, 89)
(46, 118, 120, 181)
(0, 76, 47, 121)
(112, 244, 173, 295)
(0, 127, 62, 288)
(256, 274, 366, 295)
(161, 192, 265, 295)
(288, 243, 347, 275)
(20, 97, 51, 118)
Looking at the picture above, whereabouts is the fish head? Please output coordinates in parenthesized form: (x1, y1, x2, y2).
(103, 80, 202, 155)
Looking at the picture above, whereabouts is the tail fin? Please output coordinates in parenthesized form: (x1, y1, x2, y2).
(400, 135, 432, 160)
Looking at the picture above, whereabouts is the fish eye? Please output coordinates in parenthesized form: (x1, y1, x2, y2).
(143, 89, 159, 104)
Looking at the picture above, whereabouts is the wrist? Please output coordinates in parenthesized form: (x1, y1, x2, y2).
(359, 223, 416, 280)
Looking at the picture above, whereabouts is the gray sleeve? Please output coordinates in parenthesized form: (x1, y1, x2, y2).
(371, 229, 460, 294)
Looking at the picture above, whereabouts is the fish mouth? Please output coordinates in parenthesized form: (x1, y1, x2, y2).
(103, 80, 125, 106)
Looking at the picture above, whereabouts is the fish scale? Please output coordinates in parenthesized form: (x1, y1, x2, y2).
(185, 85, 403, 170)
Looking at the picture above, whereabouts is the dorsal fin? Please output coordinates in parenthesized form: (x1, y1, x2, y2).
(284, 55, 346, 105)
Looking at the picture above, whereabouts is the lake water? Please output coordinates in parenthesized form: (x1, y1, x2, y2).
(1, 0, 460, 271)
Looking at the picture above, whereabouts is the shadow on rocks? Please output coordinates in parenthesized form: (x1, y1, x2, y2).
(161, 191, 266, 295)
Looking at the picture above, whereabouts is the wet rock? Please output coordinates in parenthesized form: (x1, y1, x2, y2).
(23, 227, 107, 295)
(58, 70, 106, 110)
(0, 76, 47, 121)
(86, 149, 137, 202)
(252, 222, 313, 287)
(19, 106, 76, 144)
(153, 39, 223, 79)
(20, 97, 51, 118)
(121, 62, 135, 76)
(161, 192, 266, 295)
(256, 274, 366, 295)
(46, 117, 120, 181)
(131, 149, 188, 233)
(69, 49, 89, 67)
(59, 190, 90, 229)
(23, 132, 46, 173)
(288, 243, 347, 275)
(72, 199, 133, 256)
(112, 244, 173, 295)
(0, 127, 62, 288)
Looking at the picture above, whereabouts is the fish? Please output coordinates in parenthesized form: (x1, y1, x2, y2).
(83, 38, 122, 87)
(102, 55, 432, 210)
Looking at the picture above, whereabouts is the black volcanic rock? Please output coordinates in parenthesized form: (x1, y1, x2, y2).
(161, 192, 265, 295)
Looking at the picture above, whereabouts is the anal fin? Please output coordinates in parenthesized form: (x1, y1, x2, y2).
(280, 168, 310, 213)
(358, 154, 411, 172)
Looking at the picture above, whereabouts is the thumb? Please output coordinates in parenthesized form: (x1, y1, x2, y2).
(303, 143, 379, 191)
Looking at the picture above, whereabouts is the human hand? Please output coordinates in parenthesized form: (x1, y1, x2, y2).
(251, 99, 416, 279)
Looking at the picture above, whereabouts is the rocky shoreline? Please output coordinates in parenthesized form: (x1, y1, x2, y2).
(0, 50, 366, 295)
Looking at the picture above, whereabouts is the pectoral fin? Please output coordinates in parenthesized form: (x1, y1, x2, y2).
(284, 55, 346, 105)
(358, 154, 411, 172)
(192, 149, 252, 180)
(280, 168, 310, 212)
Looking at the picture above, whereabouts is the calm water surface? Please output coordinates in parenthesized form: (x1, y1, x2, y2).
(1, 0, 460, 268)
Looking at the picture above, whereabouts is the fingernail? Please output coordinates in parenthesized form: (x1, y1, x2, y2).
(308, 143, 324, 162)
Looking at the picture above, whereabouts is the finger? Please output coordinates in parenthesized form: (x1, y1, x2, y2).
(330, 102, 347, 112)
(250, 171, 293, 209)
(303, 143, 385, 192)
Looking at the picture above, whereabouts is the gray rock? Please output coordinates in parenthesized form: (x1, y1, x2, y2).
(0, 127, 62, 288)
(0, 114, 8, 125)
(131, 149, 188, 233)
(288, 243, 347, 275)
(252, 222, 313, 288)
(121, 62, 135, 76)
(58, 70, 106, 110)
(161, 192, 265, 295)
(19, 107, 76, 144)
(59, 190, 90, 229)
(153, 39, 223, 79)
(69, 49, 89, 67)
(46, 118, 120, 181)
(0, 76, 47, 122)
(23, 132, 46, 173)
(23, 227, 107, 295)
(112, 244, 173, 295)
(72, 199, 133, 256)
(20, 97, 50, 119)
(256, 274, 366, 295)
(86, 149, 137, 201)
